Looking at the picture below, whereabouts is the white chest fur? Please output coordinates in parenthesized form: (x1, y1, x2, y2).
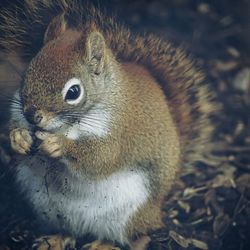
(16, 156, 149, 243)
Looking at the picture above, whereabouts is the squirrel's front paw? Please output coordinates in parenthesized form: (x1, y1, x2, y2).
(10, 128, 33, 155)
(36, 132, 63, 158)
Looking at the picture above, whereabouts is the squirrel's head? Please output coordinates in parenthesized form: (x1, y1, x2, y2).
(20, 15, 117, 137)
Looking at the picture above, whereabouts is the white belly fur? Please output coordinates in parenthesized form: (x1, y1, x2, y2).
(15, 156, 149, 243)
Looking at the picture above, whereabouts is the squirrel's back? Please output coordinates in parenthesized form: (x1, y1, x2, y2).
(0, 0, 217, 164)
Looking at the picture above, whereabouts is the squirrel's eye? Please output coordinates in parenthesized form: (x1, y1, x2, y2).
(65, 85, 81, 101)
(62, 78, 83, 105)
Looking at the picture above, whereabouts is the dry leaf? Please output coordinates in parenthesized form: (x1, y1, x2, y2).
(169, 230, 190, 248)
(213, 60, 238, 72)
(178, 201, 191, 213)
(169, 209, 179, 218)
(227, 46, 240, 58)
(172, 219, 182, 226)
(190, 239, 208, 250)
(236, 174, 250, 194)
(183, 186, 207, 198)
(211, 175, 235, 188)
(233, 68, 250, 92)
(169, 231, 209, 250)
(213, 213, 231, 237)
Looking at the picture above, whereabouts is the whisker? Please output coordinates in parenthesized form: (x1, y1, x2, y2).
(0, 100, 22, 107)
(0, 92, 19, 99)
(0, 101, 21, 108)
(62, 115, 106, 127)
(78, 122, 108, 130)
(12, 94, 22, 102)
(79, 120, 109, 130)
(61, 106, 116, 117)
(5, 60, 24, 79)
(1, 96, 21, 103)
(61, 116, 108, 126)
(62, 120, 73, 127)
(62, 114, 108, 129)
(82, 116, 110, 125)
(0, 107, 22, 112)
(78, 121, 100, 132)
(62, 114, 110, 127)
(59, 118, 112, 140)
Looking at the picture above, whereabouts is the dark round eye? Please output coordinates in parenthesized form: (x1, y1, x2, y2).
(65, 85, 81, 101)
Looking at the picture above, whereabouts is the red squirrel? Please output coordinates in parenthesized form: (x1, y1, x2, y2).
(0, 1, 216, 249)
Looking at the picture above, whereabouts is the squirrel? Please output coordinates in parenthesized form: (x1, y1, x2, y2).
(0, 1, 217, 250)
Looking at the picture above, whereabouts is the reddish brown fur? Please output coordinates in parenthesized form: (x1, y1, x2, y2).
(23, 29, 82, 110)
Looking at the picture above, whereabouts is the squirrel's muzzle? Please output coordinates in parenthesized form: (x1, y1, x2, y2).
(24, 106, 43, 125)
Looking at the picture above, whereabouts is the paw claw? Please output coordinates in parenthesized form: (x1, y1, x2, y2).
(38, 134, 63, 158)
(10, 128, 32, 155)
(35, 131, 49, 140)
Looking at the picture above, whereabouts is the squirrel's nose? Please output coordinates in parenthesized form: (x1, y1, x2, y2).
(24, 107, 43, 125)
(34, 111, 43, 124)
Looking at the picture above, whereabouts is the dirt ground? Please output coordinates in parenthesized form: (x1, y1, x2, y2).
(0, 0, 249, 249)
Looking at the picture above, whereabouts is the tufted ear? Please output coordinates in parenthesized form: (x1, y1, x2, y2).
(86, 31, 106, 75)
(44, 14, 67, 44)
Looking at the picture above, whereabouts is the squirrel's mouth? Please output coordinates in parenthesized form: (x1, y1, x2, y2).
(32, 115, 66, 132)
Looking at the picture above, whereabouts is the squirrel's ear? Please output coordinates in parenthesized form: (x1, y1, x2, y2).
(86, 31, 106, 75)
(44, 14, 67, 44)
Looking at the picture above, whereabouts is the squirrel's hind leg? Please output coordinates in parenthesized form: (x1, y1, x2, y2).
(130, 236, 151, 250)
(32, 235, 76, 250)
(81, 236, 150, 250)
(82, 240, 121, 250)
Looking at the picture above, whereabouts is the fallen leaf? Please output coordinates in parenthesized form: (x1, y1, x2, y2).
(169, 230, 190, 248)
(190, 238, 208, 250)
(213, 213, 231, 237)
(177, 201, 191, 213)
(213, 60, 238, 72)
(233, 68, 250, 92)
(236, 174, 250, 194)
